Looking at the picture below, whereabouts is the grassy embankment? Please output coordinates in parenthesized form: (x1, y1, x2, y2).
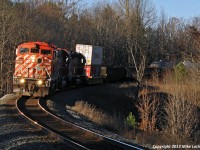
(69, 71, 200, 146)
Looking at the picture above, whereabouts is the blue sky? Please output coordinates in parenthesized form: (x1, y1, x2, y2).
(152, 0, 200, 19)
(83, 0, 200, 19)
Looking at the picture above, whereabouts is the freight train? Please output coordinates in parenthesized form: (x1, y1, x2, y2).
(13, 42, 89, 97)
(13, 41, 134, 97)
(13, 41, 126, 96)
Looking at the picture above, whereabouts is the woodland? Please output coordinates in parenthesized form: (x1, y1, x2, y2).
(0, 0, 200, 145)
(0, 0, 200, 96)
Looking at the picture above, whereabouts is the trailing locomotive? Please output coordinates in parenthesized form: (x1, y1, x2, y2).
(13, 42, 87, 97)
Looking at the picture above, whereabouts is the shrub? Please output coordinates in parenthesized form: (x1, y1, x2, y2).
(125, 112, 136, 128)
(174, 62, 187, 82)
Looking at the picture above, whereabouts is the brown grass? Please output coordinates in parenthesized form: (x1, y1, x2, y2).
(115, 70, 200, 146)
(70, 101, 124, 132)
(134, 70, 200, 145)
(71, 101, 108, 124)
(67, 71, 199, 147)
(157, 71, 200, 107)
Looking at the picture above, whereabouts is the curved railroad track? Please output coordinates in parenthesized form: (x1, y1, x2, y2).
(16, 96, 146, 150)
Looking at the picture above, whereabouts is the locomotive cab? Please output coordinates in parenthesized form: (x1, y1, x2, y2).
(13, 42, 55, 97)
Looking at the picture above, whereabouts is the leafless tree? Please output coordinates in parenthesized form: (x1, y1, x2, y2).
(165, 95, 198, 142)
(0, 0, 21, 96)
(117, 0, 156, 88)
(90, 3, 126, 66)
(136, 92, 160, 132)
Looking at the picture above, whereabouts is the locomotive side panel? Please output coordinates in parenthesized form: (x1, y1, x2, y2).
(69, 51, 87, 85)
(56, 49, 72, 88)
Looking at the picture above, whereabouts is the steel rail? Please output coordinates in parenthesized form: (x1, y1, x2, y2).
(16, 96, 149, 150)
(39, 98, 148, 150)
(16, 96, 90, 150)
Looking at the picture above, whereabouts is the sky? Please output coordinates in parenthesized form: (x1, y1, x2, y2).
(83, 0, 200, 19)
(152, 0, 200, 19)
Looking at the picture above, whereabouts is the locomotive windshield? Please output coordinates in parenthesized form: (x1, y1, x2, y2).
(41, 49, 52, 55)
(19, 48, 29, 54)
(31, 48, 39, 53)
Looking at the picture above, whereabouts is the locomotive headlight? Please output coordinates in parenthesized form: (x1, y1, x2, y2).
(37, 80, 43, 85)
(20, 78, 25, 84)
(31, 56, 36, 63)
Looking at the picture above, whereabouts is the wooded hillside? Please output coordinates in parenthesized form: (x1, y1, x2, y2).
(0, 0, 200, 96)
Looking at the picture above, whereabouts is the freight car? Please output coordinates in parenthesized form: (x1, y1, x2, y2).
(13, 42, 87, 97)
(76, 44, 128, 83)
(105, 67, 127, 82)
(76, 44, 104, 84)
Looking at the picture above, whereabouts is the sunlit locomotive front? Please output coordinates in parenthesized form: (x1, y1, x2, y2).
(13, 42, 57, 97)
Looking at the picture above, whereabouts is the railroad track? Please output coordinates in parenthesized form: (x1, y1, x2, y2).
(16, 96, 147, 150)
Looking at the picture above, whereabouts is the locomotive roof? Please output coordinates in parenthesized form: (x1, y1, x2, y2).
(18, 41, 55, 50)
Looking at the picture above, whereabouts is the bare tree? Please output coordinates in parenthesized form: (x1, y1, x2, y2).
(90, 3, 126, 66)
(118, 0, 156, 91)
(136, 92, 160, 132)
(165, 95, 198, 142)
(0, 0, 21, 96)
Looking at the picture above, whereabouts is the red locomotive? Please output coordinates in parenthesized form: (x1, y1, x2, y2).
(13, 41, 87, 97)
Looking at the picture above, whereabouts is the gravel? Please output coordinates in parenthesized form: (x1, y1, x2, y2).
(0, 93, 69, 150)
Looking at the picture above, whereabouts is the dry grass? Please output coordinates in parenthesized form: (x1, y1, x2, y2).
(161, 83, 200, 106)
(64, 83, 137, 133)
(136, 70, 200, 145)
(70, 101, 124, 132)
(156, 71, 200, 107)
(118, 82, 137, 88)
(66, 72, 199, 146)
(117, 70, 200, 146)
(71, 101, 108, 124)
